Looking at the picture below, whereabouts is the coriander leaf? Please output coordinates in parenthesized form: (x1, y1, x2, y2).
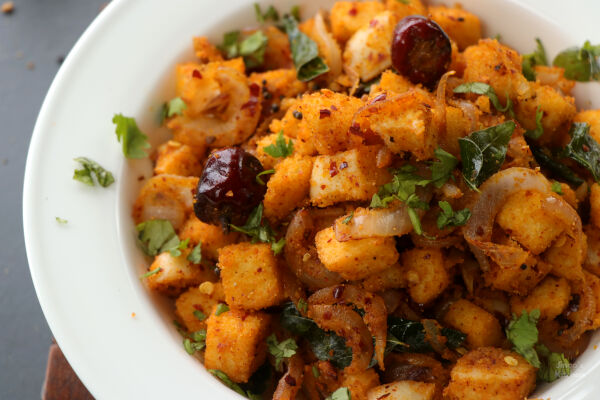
(552, 181, 564, 195)
(459, 121, 515, 189)
(282, 15, 329, 82)
(553, 40, 600, 81)
(165, 97, 187, 118)
(297, 298, 308, 314)
(187, 242, 202, 264)
(256, 169, 275, 185)
(280, 302, 352, 369)
(266, 334, 298, 370)
(522, 38, 548, 81)
(239, 31, 269, 69)
(524, 106, 544, 140)
(73, 157, 115, 187)
(140, 267, 162, 280)
(396, 0, 410, 3)
(55, 217, 68, 224)
(312, 365, 320, 377)
(453, 82, 514, 116)
(506, 309, 541, 368)
(230, 204, 286, 254)
(431, 147, 458, 188)
(562, 122, 600, 182)
(387, 316, 466, 354)
(290, 5, 301, 21)
(254, 3, 264, 24)
(215, 303, 230, 316)
(209, 370, 247, 397)
(536, 344, 570, 382)
(254, 3, 279, 23)
(326, 387, 351, 400)
(219, 31, 241, 59)
(136, 219, 186, 257)
(113, 114, 151, 159)
(436, 201, 471, 229)
(528, 143, 584, 186)
(193, 310, 206, 321)
(263, 130, 294, 158)
(341, 211, 354, 225)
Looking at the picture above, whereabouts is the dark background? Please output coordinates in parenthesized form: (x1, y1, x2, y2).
(0, 1, 105, 398)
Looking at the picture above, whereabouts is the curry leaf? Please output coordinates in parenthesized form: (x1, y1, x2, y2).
(528, 142, 584, 186)
(459, 121, 515, 189)
(387, 317, 466, 353)
(562, 122, 600, 182)
(282, 15, 329, 82)
(553, 40, 600, 81)
(522, 38, 548, 81)
(524, 106, 544, 140)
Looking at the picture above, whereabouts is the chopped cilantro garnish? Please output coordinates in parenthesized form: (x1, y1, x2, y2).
(209, 370, 247, 397)
(312, 365, 320, 378)
(254, 3, 279, 23)
(453, 82, 514, 117)
(113, 114, 151, 159)
(551, 181, 564, 195)
(163, 97, 187, 120)
(263, 131, 294, 158)
(140, 267, 162, 280)
(73, 157, 115, 187)
(215, 303, 230, 316)
(230, 204, 286, 254)
(524, 106, 544, 140)
(193, 310, 207, 321)
(266, 334, 298, 370)
(297, 298, 308, 314)
(136, 219, 188, 257)
(256, 169, 275, 185)
(436, 201, 471, 229)
(430, 147, 458, 188)
(341, 212, 354, 225)
(522, 38, 548, 81)
(536, 344, 571, 382)
(239, 31, 269, 69)
(326, 387, 351, 400)
(282, 15, 329, 82)
(55, 217, 68, 224)
(187, 242, 202, 264)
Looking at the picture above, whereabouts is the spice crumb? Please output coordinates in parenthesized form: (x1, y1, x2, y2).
(1, 1, 14, 14)
(131, 312, 136, 318)
(504, 356, 518, 366)
(199, 281, 215, 295)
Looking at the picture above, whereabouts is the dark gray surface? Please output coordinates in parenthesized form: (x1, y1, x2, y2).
(1, 1, 105, 398)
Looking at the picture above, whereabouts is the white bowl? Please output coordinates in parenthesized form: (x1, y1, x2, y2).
(23, 0, 600, 398)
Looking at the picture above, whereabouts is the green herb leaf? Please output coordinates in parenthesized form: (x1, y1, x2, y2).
(553, 41, 600, 81)
(436, 201, 471, 229)
(136, 219, 187, 257)
(193, 310, 207, 321)
(506, 309, 541, 368)
(341, 212, 354, 225)
(263, 131, 294, 158)
(395, 0, 410, 3)
(536, 344, 571, 382)
(55, 217, 68, 224)
(453, 82, 514, 116)
(326, 387, 351, 400)
(522, 38, 548, 81)
(219, 31, 241, 59)
(187, 242, 202, 264)
(290, 5, 301, 21)
(239, 31, 269, 69)
(459, 121, 515, 189)
(164, 97, 187, 118)
(528, 142, 584, 186)
(209, 370, 247, 397)
(73, 157, 115, 187)
(280, 302, 352, 369)
(312, 365, 320, 377)
(230, 204, 286, 254)
(267, 334, 298, 370)
(282, 15, 329, 82)
(562, 122, 600, 182)
(256, 169, 275, 185)
(113, 114, 151, 159)
(431, 147, 458, 188)
(297, 298, 308, 314)
(387, 316, 466, 354)
(215, 303, 230, 316)
(140, 267, 162, 280)
(254, 3, 279, 23)
(551, 181, 564, 195)
(524, 106, 544, 140)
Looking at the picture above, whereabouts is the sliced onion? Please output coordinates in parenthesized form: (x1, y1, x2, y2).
(411, 233, 461, 249)
(382, 353, 448, 389)
(334, 204, 413, 241)
(285, 209, 344, 289)
(309, 285, 387, 370)
(563, 279, 595, 343)
(448, 98, 478, 132)
(308, 304, 373, 372)
(314, 11, 342, 80)
(461, 258, 480, 295)
(432, 71, 455, 144)
(464, 167, 552, 272)
(273, 353, 304, 400)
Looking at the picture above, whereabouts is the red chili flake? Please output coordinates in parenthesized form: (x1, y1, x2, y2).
(370, 93, 387, 104)
(369, 19, 378, 28)
(257, 267, 263, 273)
(192, 69, 202, 79)
(284, 375, 297, 386)
(333, 285, 345, 299)
(319, 109, 332, 119)
(241, 83, 261, 116)
(583, 144, 591, 152)
(377, 53, 386, 62)
(458, 17, 465, 22)
(339, 161, 348, 170)
(137, 175, 145, 181)
(348, 6, 357, 16)
(323, 311, 332, 320)
(192, 304, 203, 311)
(349, 123, 361, 135)
(329, 161, 339, 177)
(476, 226, 484, 236)
(330, 105, 338, 111)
